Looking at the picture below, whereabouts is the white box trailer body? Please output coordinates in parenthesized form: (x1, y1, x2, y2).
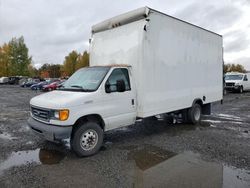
(90, 7, 223, 118)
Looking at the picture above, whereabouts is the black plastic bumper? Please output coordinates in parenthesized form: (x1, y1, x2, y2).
(28, 117, 72, 142)
(225, 86, 240, 91)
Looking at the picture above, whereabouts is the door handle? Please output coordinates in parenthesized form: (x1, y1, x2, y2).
(132, 99, 134, 105)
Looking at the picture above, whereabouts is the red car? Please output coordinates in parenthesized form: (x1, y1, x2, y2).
(42, 81, 61, 92)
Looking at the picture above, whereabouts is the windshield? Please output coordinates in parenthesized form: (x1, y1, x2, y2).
(61, 67, 110, 91)
(225, 74, 243, 81)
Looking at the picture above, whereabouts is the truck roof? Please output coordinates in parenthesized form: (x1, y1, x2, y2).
(91, 64, 131, 68)
(91, 6, 222, 37)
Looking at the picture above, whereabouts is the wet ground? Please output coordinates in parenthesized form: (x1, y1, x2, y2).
(0, 85, 250, 187)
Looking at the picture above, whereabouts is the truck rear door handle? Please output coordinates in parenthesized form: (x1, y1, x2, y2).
(132, 99, 134, 105)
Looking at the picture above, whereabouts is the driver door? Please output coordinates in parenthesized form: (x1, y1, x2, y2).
(102, 68, 136, 131)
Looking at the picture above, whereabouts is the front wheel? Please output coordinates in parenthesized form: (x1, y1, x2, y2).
(71, 122, 103, 157)
(187, 104, 201, 124)
(239, 86, 243, 93)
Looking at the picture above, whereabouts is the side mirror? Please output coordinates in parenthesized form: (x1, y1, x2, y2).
(105, 83, 111, 93)
(116, 79, 126, 92)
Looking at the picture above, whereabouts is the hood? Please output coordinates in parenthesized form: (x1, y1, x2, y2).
(30, 90, 95, 109)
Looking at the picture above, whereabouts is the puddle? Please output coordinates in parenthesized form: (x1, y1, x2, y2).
(202, 119, 223, 124)
(25, 141, 34, 145)
(166, 122, 210, 134)
(128, 146, 250, 188)
(128, 145, 176, 171)
(18, 125, 30, 132)
(39, 149, 65, 165)
(202, 119, 244, 125)
(239, 132, 250, 139)
(0, 132, 18, 140)
(209, 124, 217, 128)
(213, 114, 245, 124)
(0, 149, 65, 175)
(217, 114, 241, 120)
(223, 166, 250, 188)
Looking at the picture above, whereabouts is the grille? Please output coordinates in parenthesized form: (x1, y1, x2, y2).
(226, 82, 235, 87)
(31, 106, 50, 121)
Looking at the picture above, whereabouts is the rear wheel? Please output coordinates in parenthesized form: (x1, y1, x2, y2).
(71, 122, 103, 157)
(187, 103, 201, 124)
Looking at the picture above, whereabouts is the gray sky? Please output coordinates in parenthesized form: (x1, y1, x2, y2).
(0, 0, 250, 70)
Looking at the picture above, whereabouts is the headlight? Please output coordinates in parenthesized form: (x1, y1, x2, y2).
(52, 109, 69, 121)
(235, 83, 240, 86)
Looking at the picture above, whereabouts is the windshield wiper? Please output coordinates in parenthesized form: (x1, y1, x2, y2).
(70, 85, 83, 89)
(69, 85, 93, 92)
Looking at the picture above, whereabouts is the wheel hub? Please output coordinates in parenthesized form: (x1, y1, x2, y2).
(80, 129, 98, 151)
(194, 107, 201, 121)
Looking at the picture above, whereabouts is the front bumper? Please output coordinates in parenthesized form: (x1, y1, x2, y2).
(28, 117, 72, 142)
(225, 85, 240, 91)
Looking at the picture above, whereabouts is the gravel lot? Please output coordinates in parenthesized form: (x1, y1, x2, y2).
(0, 85, 250, 187)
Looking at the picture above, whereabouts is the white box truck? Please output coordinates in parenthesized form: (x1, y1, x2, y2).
(28, 7, 223, 156)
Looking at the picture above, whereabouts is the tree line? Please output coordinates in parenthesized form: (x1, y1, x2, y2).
(223, 63, 246, 73)
(0, 36, 247, 78)
(0, 37, 32, 77)
(34, 50, 89, 78)
(0, 36, 89, 78)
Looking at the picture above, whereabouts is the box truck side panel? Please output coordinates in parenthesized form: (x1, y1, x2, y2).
(90, 20, 146, 118)
(90, 19, 145, 68)
(137, 12, 223, 117)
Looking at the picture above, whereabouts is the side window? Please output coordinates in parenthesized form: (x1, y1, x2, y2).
(244, 75, 248, 81)
(106, 68, 131, 92)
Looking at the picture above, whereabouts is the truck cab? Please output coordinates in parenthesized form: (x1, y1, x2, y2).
(225, 72, 250, 93)
(29, 65, 136, 156)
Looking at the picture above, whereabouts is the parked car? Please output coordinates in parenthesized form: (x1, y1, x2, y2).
(41, 80, 61, 91)
(31, 81, 49, 90)
(225, 72, 250, 93)
(19, 77, 29, 85)
(0, 77, 9, 84)
(8, 76, 20, 85)
(21, 79, 40, 87)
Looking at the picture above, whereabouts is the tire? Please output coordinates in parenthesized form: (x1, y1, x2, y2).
(239, 86, 243, 93)
(71, 121, 103, 157)
(181, 109, 189, 123)
(187, 104, 202, 124)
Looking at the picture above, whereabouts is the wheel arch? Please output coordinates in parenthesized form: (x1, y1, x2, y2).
(192, 98, 211, 115)
(192, 98, 203, 107)
(73, 114, 105, 131)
